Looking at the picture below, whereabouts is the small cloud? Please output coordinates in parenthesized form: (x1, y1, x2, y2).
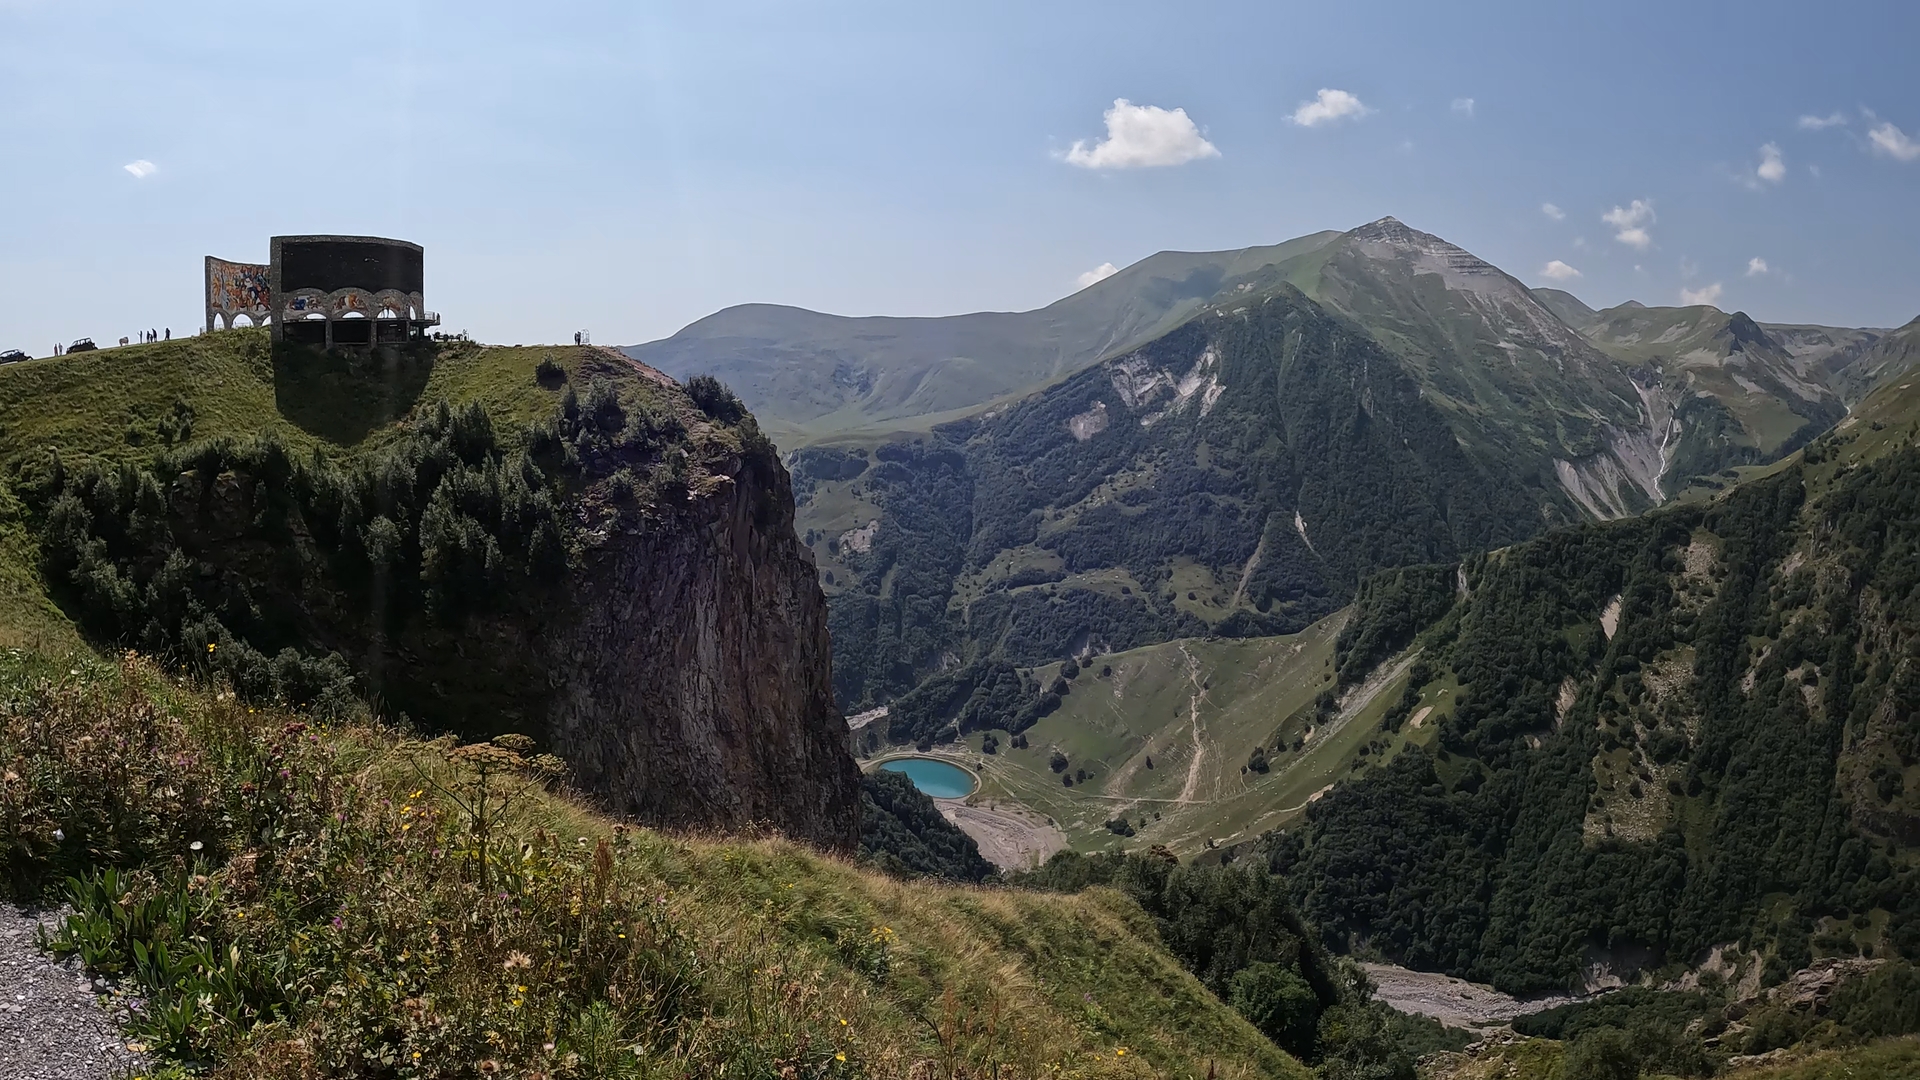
(1602, 199, 1655, 250)
(1062, 99, 1221, 169)
(1756, 142, 1786, 183)
(1540, 260, 1582, 281)
(1681, 282, 1724, 306)
(1634, 264, 1645, 274)
(1747, 257, 1769, 277)
(1868, 120, 1920, 162)
(1076, 262, 1120, 289)
(1615, 228, 1652, 251)
(1572, 236, 1588, 249)
(1289, 88, 1371, 128)
(1451, 97, 1476, 118)
(1541, 202, 1566, 221)
(1809, 163, 1822, 178)
(1680, 257, 1700, 280)
(123, 159, 157, 179)
(1798, 112, 1848, 130)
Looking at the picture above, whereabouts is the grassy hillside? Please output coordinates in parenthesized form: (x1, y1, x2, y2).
(624, 232, 1342, 443)
(0, 331, 614, 653)
(902, 616, 1446, 859)
(0, 329, 593, 462)
(1, 651, 1305, 1079)
(0, 327, 672, 663)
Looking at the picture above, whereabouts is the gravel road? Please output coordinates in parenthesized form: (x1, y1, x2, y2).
(0, 905, 149, 1080)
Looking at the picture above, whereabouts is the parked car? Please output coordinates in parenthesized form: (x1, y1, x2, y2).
(67, 338, 97, 353)
(0, 349, 27, 364)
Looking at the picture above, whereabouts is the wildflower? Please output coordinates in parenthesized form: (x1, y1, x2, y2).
(52, 829, 64, 842)
(835, 1052, 847, 1062)
(1116, 1048, 1127, 1057)
(207, 643, 216, 652)
(190, 841, 203, 852)
(477, 1061, 502, 1076)
(503, 952, 532, 970)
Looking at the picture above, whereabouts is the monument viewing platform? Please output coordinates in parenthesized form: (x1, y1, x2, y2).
(205, 234, 441, 349)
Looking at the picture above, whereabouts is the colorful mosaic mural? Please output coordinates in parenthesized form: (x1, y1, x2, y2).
(205, 256, 272, 328)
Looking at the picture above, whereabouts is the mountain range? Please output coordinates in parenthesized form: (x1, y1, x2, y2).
(642, 219, 1916, 720)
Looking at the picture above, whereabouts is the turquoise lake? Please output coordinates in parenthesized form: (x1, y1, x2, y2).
(877, 757, 977, 799)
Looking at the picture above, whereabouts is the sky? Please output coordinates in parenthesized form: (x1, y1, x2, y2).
(2, 0, 1918, 352)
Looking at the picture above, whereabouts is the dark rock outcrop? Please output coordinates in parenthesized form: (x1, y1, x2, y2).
(546, 441, 860, 851)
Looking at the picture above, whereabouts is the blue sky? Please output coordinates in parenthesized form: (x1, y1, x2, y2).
(3, 0, 1917, 351)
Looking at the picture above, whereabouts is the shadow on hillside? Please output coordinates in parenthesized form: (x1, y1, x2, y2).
(271, 342, 435, 445)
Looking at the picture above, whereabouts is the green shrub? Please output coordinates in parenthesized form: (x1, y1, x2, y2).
(1228, 961, 1320, 1058)
(1557, 1027, 1637, 1080)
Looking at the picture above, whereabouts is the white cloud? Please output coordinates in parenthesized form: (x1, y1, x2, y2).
(1076, 262, 1120, 289)
(1809, 163, 1822, 178)
(1756, 142, 1785, 183)
(1540, 260, 1582, 281)
(1451, 97, 1475, 118)
(1869, 120, 1920, 162)
(1541, 202, 1565, 221)
(1798, 112, 1848, 130)
(1289, 88, 1371, 128)
(1602, 199, 1655, 250)
(122, 159, 157, 179)
(1062, 99, 1220, 169)
(1681, 282, 1724, 306)
(1573, 236, 1588, 249)
(1747, 257, 1769, 277)
(1679, 257, 1700, 279)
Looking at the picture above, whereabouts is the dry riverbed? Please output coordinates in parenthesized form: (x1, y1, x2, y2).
(1362, 962, 1579, 1029)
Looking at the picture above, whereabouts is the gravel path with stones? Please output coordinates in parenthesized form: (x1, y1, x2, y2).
(0, 904, 150, 1080)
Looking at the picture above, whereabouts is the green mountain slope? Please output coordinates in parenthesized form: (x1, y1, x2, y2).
(1825, 316, 1920, 403)
(1530, 287, 1599, 326)
(1296, 220, 1845, 517)
(1269, 376, 1920, 995)
(623, 231, 1341, 442)
(807, 283, 1580, 722)
(1572, 302, 1845, 473)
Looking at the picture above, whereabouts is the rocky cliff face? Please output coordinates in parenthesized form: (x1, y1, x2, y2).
(545, 439, 861, 851)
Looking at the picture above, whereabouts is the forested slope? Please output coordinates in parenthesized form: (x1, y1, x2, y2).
(1269, 386, 1920, 994)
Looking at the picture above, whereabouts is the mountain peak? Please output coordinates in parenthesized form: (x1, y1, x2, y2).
(1347, 216, 1425, 245)
(1722, 310, 1776, 352)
